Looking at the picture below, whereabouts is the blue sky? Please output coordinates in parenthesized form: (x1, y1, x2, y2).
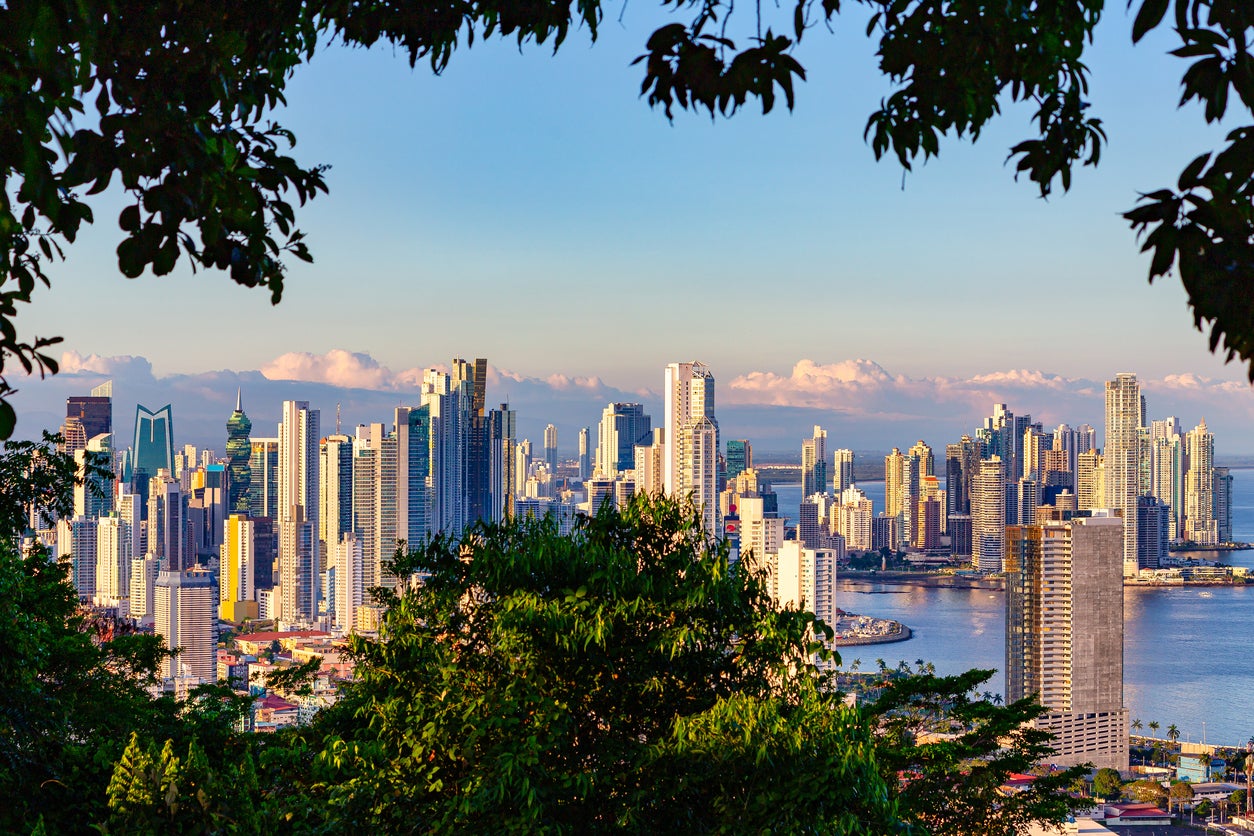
(14, 3, 1254, 450)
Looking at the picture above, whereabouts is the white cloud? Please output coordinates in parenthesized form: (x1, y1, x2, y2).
(260, 350, 424, 391)
(58, 351, 154, 379)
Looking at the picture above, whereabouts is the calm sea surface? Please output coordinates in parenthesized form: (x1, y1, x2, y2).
(770, 469, 1254, 746)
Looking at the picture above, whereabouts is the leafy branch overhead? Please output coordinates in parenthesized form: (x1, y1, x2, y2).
(1, 0, 1251, 437)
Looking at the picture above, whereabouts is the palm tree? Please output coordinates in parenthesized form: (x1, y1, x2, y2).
(1132, 718, 1143, 737)
(1168, 724, 1181, 744)
(850, 658, 861, 673)
(1150, 720, 1161, 739)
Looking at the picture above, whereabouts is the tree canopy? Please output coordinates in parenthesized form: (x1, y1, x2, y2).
(0, 0, 1252, 436)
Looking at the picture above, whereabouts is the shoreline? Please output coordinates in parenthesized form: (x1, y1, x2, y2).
(842, 570, 1251, 589)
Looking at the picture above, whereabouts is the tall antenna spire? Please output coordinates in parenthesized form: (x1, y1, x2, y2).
(336, 402, 342, 435)
(235, 386, 242, 412)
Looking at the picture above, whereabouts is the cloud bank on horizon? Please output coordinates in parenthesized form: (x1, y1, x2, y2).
(23, 351, 1254, 456)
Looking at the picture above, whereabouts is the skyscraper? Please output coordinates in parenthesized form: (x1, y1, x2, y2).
(663, 362, 720, 537)
(423, 369, 469, 538)
(225, 388, 252, 514)
(801, 426, 827, 498)
(66, 381, 112, 446)
(972, 456, 1006, 572)
(1104, 373, 1142, 575)
(249, 438, 279, 520)
(884, 448, 906, 519)
(1184, 418, 1217, 544)
(319, 433, 354, 562)
(487, 404, 517, 522)
(726, 439, 752, 482)
(832, 449, 855, 495)
(577, 427, 591, 483)
(595, 403, 652, 479)
(352, 422, 397, 593)
(154, 568, 216, 693)
(220, 514, 259, 622)
(95, 513, 132, 608)
(1006, 514, 1127, 770)
(278, 401, 320, 620)
(1215, 466, 1234, 543)
(278, 509, 316, 623)
(543, 423, 558, 480)
(395, 405, 432, 547)
(132, 404, 175, 493)
(452, 358, 490, 525)
(147, 470, 189, 571)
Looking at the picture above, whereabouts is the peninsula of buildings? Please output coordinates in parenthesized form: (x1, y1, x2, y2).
(38, 366, 1234, 773)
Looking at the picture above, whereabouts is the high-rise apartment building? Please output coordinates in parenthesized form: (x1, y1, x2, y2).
(577, 427, 591, 483)
(220, 514, 259, 622)
(1184, 418, 1217, 544)
(834, 486, 873, 551)
(738, 496, 784, 568)
(663, 362, 720, 537)
(452, 358, 490, 526)
(832, 449, 855, 496)
(319, 434, 354, 562)
(1104, 373, 1142, 575)
(225, 389, 252, 514)
(884, 448, 906, 519)
(1136, 496, 1169, 570)
(1215, 467, 1233, 543)
(278, 400, 320, 619)
(771, 540, 843, 671)
(154, 569, 216, 693)
(352, 422, 398, 593)
(801, 426, 828, 498)
(1076, 450, 1104, 511)
(57, 516, 98, 599)
(94, 514, 132, 608)
(1006, 514, 1128, 770)
(595, 403, 652, 479)
(422, 369, 469, 537)
(972, 456, 1006, 572)
(395, 405, 432, 547)
(633, 428, 666, 498)
(147, 470, 189, 571)
(543, 423, 558, 479)
(249, 438, 279, 520)
(945, 435, 983, 522)
(487, 404, 517, 522)
(278, 509, 316, 623)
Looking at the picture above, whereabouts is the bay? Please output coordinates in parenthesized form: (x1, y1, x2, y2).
(768, 469, 1254, 745)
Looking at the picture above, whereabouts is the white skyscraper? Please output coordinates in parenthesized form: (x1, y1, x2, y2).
(154, 568, 216, 696)
(771, 540, 843, 671)
(95, 514, 133, 608)
(972, 456, 1006, 572)
(663, 362, 720, 537)
(832, 449, 855, 495)
(1104, 373, 1141, 575)
(1184, 418, 1218, 544)
(278, 400, 321, 616)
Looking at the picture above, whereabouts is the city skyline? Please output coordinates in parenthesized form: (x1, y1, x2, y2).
(14, 349, 1254, 456)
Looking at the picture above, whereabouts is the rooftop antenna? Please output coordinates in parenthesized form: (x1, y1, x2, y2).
(336, 402, 341, 435)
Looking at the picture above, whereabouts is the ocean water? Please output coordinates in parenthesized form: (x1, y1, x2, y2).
(771, 469, 1254, 744)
